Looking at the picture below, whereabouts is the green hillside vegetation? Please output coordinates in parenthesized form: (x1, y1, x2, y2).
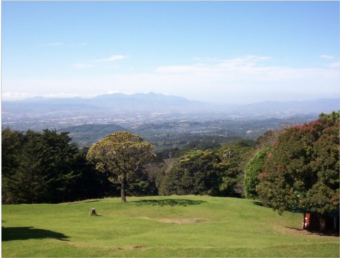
(2, 196, 339, 257)
(159, 141, 253, 196)
(2, 112, 339, 257)
(3, 112, 339, 210)
(59, 124, 127, 147)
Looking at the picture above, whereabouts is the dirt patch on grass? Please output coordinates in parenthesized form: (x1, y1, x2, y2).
(128, 245, 148, 250)
(69, 242, 148, 250)
(274, 226, 338, 239)
(140, 217, 207, 225)
(158, 218, 207, 225)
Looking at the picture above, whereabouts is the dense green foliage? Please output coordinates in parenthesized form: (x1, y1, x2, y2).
(3, 129, 79, 203)
(257, 113, 339, 223)
(243, 147, 271, 199)
(86, 132, 156, 202)
(2, 112, 338, 210)
(160, 142, 252, 196)
(2, 128, 24, 179)
(2, 128, 116, 203)
(2, 196, 338, 257)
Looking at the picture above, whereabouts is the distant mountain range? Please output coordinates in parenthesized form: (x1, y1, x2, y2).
(231, 99, 339, 117)
(3, 92, 339, 117)
(2, 93, 210, 115)
(3, 93, 337, 146)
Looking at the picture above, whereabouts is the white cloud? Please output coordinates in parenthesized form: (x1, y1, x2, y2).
(71, 55, 128, 69)
(327, 62, 340, 68)
(155, 56, 335, 82)
(320, 54, 334, 59)
(1, 92, 97, 101)
(3, 55, 339, 104)
(2, 92, 34, 100)
(107, 90, 134, 95)
(95, 55, 129, 62)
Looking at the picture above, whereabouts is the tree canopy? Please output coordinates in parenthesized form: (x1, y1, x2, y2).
(160, 142, 252, 196)
(86, 131, 155, 202)
(256, 113, 339, 230)
(243, 147, 271, 199)
(2, 129, 82, 203)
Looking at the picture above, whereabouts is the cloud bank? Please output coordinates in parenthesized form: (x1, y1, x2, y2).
(3, 56, 339, 103)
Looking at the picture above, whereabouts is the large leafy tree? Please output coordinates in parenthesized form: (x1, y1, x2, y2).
(86, 131, 155, 202)
(257, 112, 339, 231)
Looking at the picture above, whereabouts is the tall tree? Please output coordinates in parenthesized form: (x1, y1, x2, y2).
(2, 128, 25, 203)
(257, 113, 339, 231)
(3, 129, 81, 203)
(1, 128, 24, 177)
(86, 131, 155, 202)
(243, 147, 271, 199)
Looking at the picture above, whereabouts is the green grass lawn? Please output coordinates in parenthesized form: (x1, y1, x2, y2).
(2, 195, 339, 257)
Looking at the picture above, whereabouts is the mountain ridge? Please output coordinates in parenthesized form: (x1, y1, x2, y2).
(3, 92, 339, 112)
(2, 93, 339, 132)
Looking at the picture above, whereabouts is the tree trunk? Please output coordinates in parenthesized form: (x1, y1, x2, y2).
(315, 213, 326, 233)
(120, 176, 127, 202)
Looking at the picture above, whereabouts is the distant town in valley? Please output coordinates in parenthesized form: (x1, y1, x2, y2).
(2, 93, 338, 149)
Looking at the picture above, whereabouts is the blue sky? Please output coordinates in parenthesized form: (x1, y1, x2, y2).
(2, 1, 339, 104)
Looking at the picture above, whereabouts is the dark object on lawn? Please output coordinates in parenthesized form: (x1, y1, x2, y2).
(302, 211, 339, 234)
(90, 208, 97, 216)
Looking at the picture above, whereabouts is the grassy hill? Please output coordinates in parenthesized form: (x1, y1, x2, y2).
(2, 196, 339, 257)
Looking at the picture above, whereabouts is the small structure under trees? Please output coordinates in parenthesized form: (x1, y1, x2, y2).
(86, 131, 155, 202)
(302, 211, 339, 234)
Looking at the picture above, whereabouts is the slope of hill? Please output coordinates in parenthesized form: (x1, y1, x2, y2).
(2, 196, 338, 257)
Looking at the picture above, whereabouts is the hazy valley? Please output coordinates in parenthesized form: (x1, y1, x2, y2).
(2, 93, 338, 149)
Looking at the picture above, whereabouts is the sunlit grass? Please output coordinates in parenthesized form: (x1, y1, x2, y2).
(2, 195, 339, 257)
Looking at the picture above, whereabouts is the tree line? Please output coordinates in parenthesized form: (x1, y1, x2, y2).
(2, 112, 339, 229)
(2, 129, 250, 203)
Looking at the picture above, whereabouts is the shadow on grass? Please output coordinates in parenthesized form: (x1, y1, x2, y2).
(2, 227, 69, 242)
(133, 199, 206, 207)
(68, 199, 99, 205)
(285, 227, 339, 237)
(252, 201, 264, 207)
